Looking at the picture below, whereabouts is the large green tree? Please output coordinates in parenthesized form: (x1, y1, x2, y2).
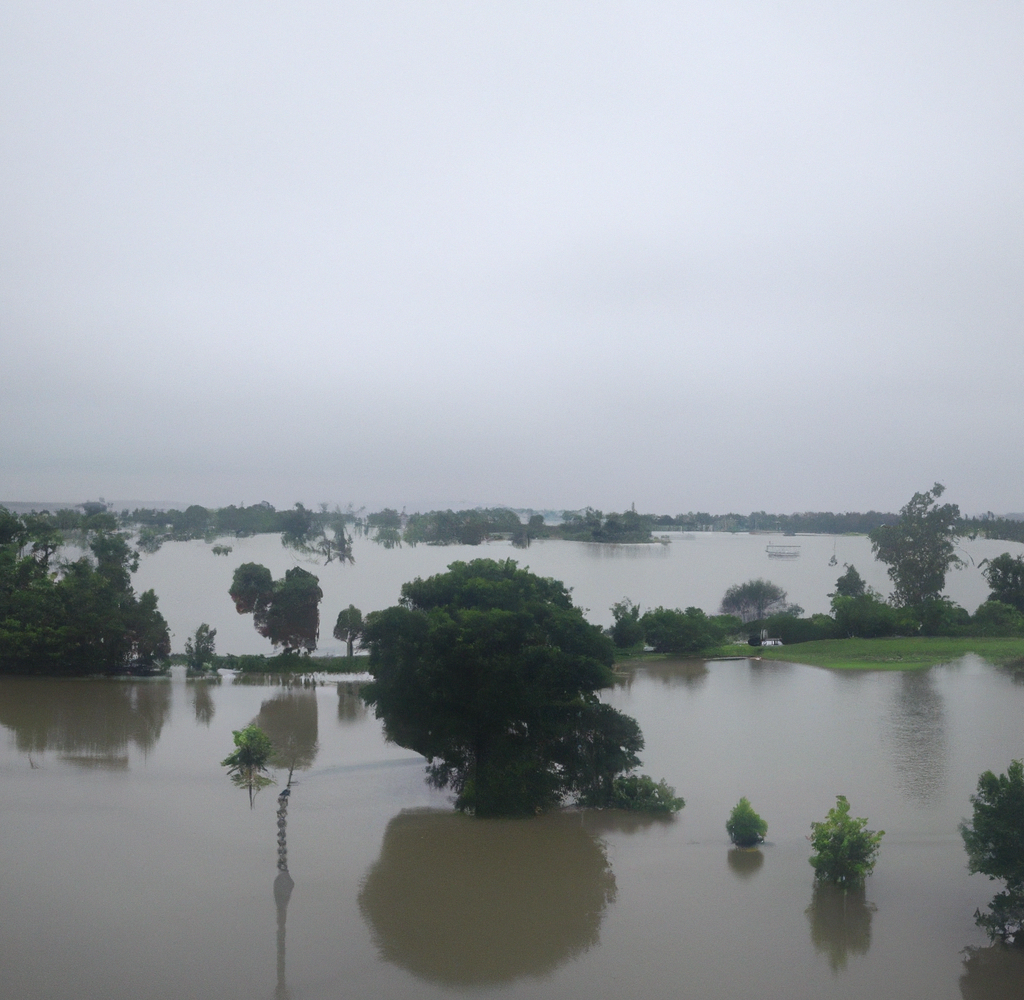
(229, 563, 322, 654)
(960, 759, 1024, 944)
(361, 558, 645, 817)
(869, 483, 964, 607)
(0, 510, 170, 675)
(720, 579, 788, 622)
(981, 553, 1024, 614)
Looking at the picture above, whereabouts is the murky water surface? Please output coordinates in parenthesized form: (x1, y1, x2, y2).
(2, 658, 1024, 999)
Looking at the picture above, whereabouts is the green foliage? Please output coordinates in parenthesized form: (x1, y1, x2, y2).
(557, 507, 653, 543)
(185, 623, 217, 672)
(726, 797, 768, 846)
(362, 558, 645, 817)
(981, 553, 1024, 614)
(610, 598, 644, 648)
(230, 563, 322, 653)
(0, 509, 170, 675)
(960, 760, 1024, 943)
(221, 724, 275, 805)
(913, 597, 970, 637)
(608, 774, 684, 814)
(752, 612, 836, 645)
(333, 604, 364, 657)
(869, 483, 964, 607)
(808, 795, 884, 887)
(971, 601, 1024, 638)
(830, 592, 903, 638)
(832, 564, 867, 599)
(720, 579, 789, 623)
(640, 605, 731, 654)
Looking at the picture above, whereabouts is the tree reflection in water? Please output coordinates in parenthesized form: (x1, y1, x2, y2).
(253, 690, 319, 786)
(806, 883, 875, 972)
(273, 788, 295, 1000)
(727, 847, 765, 880)
(359, 810, 616, 986)
(0, 678, 171, 767)
(336, 681, 367, 724)
(187, 677, 217, 726)
(959, 944, 1024, 1000)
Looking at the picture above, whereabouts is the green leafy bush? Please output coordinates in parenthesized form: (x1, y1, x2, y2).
(808, 795, 884, 887)
(726, 797, 768, 846)
(609, 774, 684, 815)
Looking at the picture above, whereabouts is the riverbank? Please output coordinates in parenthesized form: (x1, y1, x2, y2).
(748, 636, 1024, 670)
(616, 637, 1024, 671)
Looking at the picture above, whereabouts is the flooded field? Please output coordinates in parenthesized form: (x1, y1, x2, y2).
(125, 531, 1024, 655)
(2, 656, 1023, 999)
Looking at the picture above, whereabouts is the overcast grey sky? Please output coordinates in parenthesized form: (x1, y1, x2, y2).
(2, 2, 1021, 515)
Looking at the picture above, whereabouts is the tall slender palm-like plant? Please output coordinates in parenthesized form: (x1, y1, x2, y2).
(222, 724, 275, 807)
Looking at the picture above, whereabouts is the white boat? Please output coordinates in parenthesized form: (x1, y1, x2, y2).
(766, 543, 800, 559)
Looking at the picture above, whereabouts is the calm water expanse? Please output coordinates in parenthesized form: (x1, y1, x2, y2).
(2, 658, 1024, 1000)
(125, 532, 1024, 655)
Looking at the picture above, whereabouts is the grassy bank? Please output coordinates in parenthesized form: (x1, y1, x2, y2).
(615, 637, 1024, 671)
(751, 636, 1024, 670)
(211, 652, 371, 674)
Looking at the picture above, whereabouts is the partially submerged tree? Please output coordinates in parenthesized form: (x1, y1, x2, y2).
(362, 558, 657, 817)
(184, 623, 217, 672)
(727, 797, 768, 847)
(869, 483, 964, 607)
(720, 579, 789, 623)
(960, 759, 1024, 944)
(229, 563, 323, 654)
(333, 604, 363, 658)
(222, 724, 275, 806)
(809, 796, 884, 888)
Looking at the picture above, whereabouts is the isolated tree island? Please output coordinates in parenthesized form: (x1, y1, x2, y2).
(362, 558, 674, 818)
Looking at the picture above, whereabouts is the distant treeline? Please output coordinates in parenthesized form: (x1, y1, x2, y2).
(33, 501, 1024, 551)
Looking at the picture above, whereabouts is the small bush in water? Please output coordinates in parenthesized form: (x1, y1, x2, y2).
(809, 795, 884, 887)
(610, 775, 684, 815)
(726, 797, 768, 846)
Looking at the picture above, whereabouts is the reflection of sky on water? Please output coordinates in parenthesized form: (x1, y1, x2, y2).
(883, 670, 948, 806)
(359, 809, 616, 986)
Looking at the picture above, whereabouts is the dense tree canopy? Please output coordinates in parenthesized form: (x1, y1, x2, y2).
(0, 508, 170, 675)
(869, 483, 964, 607)
(333, 604, 363, 658)
(981, 553, 1024, 614)
(960, 759, 1024, 943)
(720, 579, 789, 622)
(229, 563, 322, 654)
(809, 796, 884, 888)
(362, 558, 646, 817)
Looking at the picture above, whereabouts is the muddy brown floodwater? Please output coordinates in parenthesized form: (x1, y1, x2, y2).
(2, 657, 1024, 1000)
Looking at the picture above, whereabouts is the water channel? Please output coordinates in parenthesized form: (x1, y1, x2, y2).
(2, 655, 1023, 999)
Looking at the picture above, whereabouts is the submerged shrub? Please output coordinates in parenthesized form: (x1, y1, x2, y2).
(726, 797, 768, 847)
(809, 795, 884, 888)
(609, 775, 684, 815)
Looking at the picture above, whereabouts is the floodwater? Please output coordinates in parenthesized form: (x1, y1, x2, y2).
(2, 658, 1024, 999)
(125, 531, 1024, 655)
